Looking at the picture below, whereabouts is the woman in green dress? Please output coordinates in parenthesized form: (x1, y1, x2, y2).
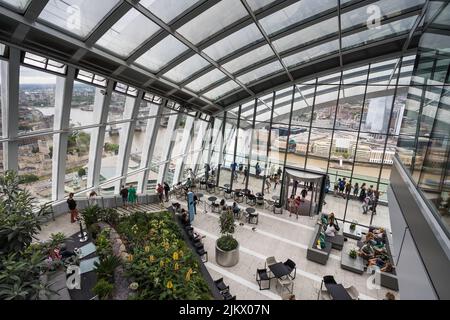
(128, 185, 137, 207)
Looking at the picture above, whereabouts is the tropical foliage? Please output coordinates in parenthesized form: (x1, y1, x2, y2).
(0, 171, 54, 300)
(117, 211, 212, 300)
(81, 205, 119, 228)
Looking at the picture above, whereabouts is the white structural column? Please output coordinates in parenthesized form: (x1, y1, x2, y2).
(137, 100, 165, 194)
(114, 92, 142, 192)
(51, 66, 76, 201)
(192, 120, 210, 175)
(205, 118, 215, 166)
(209, 118, 223, 166)
(157, 111, 182, 184)
(86, 81, 114, 190)
(0, 47, 20, 171)
(172, 115, 195, 183)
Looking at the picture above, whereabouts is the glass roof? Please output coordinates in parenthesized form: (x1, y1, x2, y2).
(176, 0, 248, 45)
(140, 0, 200, 23)
(0, 0, 30, 12)
(134, 35, 188, 73)
(0, 0, 426, 109)
(38, 0, 121, 38)
(96, 8, 160, 57)
(163, 54, 210, 83)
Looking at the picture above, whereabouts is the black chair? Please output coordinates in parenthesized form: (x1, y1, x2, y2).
(222, 291, 236, 300)
(283, 259, 297, 280)
(196, 245, 208, 263)
(214, 278, 229, 294)
(246, 194, 256, 206)
(256, 268, 271, 290)
(323, 275, 337, 284)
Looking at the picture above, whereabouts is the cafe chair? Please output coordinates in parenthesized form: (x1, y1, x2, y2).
(214, 278, 229, 294)
(345, 285, 360, 300)
(256, 268, 271, 290)
(276, 278, 293, 295)
(196, 244, 208, 263)
(283, 259, 297, 280)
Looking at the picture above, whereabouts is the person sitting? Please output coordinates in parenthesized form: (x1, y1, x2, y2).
(232, 202, 240, 217)
(359, 242, 375, 259)
(219, 199, 227, 211)
(181, 209, 190, 226)
(324, 213, 339, 237)
(328, 212, 340, 231)
(381, 262, 394, 273)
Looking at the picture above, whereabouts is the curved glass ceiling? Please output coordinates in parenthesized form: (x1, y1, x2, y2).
(0, 0, 426, 108)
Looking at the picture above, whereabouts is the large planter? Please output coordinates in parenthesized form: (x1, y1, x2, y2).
(215, 241, 239, 267)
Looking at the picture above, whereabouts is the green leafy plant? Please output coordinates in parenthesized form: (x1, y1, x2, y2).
(0, 170, 51, 255)
(92, 279, 114, 300)
(94, 255, 121, 282)
(77, 168, 86, 178)
(217, 211, 238, 251)
(80, 205, 101, 227)
(118, 211, 212, 300)
(350, 220, 357, 231)
(349, 249, 358, 259)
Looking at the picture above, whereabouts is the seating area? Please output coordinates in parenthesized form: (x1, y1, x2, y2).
(255, 257, 297, 295)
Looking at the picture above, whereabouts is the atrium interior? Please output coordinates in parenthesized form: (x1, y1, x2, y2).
(0, 0, 449, 301)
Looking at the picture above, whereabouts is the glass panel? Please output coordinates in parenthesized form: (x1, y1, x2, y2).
(273, 17, 338, 52)
(64, 129, 91, 196)
(99, 126, 123, 194)
(246, 0, 276, 11)
(70, 81, 95, 128)
(134, 35, 188, 72)
(312, 83, 340, 129)
(283, 40, 339, 68)
(0, 0, 31, 12)
(291, 85, 315, 127)
(107, 91, 127, 122)
(335, 85, 365, 131)
(305, 128, 331, 173)
(203, 23, 263, 61)
(236, 61, 283, 84)
(163, 54, 210, 83)
(341, 16, 417, 50)
(259, 0, 336, 36)
(202, 80, 240, 100)
(361, 89, 395, 134)
(39, 0, 121, 38)
(341, 0, 425, 30)
(140, 0, 199, 23)
(355, 133, 387, 163)
(96, 8, 160, 57)
(18, 67, 57, 135)
(184, 69, 226, 92)
(176, 0, 247, 45)
(222, 44, 274, 74)
(17, 135, 53, 203)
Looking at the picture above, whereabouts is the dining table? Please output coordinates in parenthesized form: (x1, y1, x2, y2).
(324, 283, 352, 300)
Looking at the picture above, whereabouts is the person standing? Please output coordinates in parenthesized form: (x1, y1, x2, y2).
(204, 163, 210, 182)
(300, 188, 308, 202)
(345, 180, 352, 199)
(128, 184, 137, 207)
(353, 182, 359, 197)
(120, 185, 128, 208)
(156, 183, 164, 203)
(163, 182, 170, 202)
(255, 162, 261, 177)
(243, 167, 248, 184)
(277, 167, 283, 177)
(67, 193, 78, 223)
(359, 183, 367, 201)
(292, 180, 298, 197)
(273, 174, 279, 191)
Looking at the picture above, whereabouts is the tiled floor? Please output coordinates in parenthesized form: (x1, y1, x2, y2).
(37, 194, 398, 300)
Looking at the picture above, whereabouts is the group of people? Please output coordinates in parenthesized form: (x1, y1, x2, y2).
(359, 229, 394, 273)
(330, 177, 381, 215)
(287, 187, 310, 219)
(156, 182, 172, 202)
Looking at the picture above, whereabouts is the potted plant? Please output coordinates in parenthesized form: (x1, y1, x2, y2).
(350, 220, 357, 231)
(349, 248, 358, 259)
(215, 211, 239, 267)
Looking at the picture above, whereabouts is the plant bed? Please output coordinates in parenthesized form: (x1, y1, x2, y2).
(116, 211, 212, 300)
